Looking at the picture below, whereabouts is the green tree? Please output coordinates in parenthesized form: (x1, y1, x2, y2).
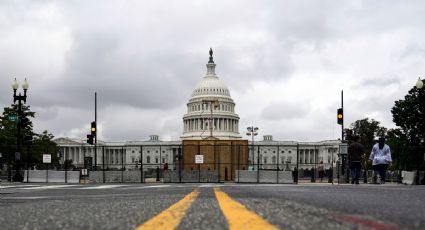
(391, 85, 425, 173)
(391, 86, 425, 148)
(349, 118, 388, 170)
(0, 104, 60, 174)
(0, 104, 35, 147)
(386, 128, 411, 170)
(350, 118, 387, 152)
(31, 130, 60, 169)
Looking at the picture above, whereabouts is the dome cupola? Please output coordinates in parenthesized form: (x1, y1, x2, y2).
(181, 49, 241, 140)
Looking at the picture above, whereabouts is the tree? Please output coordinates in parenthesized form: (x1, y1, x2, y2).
(350, 118, 387, 152)
(349, 118, 388, 170)
(386, 128, 411, 170)
(0, 104, 35, 148)
(0, 105, 59, 175)
(391, 86, 425, 148)
(31, 130, 60, 169)
(391, 85, 425, 176)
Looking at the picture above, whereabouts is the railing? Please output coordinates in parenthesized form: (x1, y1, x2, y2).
(1, 143, 423, 184)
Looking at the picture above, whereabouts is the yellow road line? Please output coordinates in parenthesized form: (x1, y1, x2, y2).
(214, 187, 279, 230)
(136, 189, 199, 230)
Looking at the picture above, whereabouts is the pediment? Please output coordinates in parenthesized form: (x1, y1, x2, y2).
(53, 137, 83, 145)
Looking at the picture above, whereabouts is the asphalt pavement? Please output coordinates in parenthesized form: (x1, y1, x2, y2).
(0, 183, 424, 230)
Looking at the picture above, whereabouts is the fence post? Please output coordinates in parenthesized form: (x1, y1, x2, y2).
(65, 148, 68, 183)
(277, 146, 279, 184)
(102, 147, 105, 183)
(295, 143, 299, 184)
(257, 145, 260, 183)
(140, 145, 144, 183)
(217, 144, 220, 183)
(237, 144, 241, 183)
(121, 146, 124, 183)
(179, 146, 182, 183)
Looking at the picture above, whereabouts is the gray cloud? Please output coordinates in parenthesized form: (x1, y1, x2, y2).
(1, 0, 425, 141)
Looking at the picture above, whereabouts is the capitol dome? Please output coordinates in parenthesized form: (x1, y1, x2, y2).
(181, 49, 241, 140)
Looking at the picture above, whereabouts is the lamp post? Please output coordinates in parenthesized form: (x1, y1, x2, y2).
(12, 78, 29, 182)
(415, 77, 424, 184)
(416, 77, 424, 89)
(202, 99, 219, 138)
(246, 126, 259, 170)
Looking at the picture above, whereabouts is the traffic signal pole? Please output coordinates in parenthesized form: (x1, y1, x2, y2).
(341, 90, 344, 141)
(94, 92, 97, 170)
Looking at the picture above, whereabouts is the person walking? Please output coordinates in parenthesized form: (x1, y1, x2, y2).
(348, 136, 364, 184)
(318, 161, 325, 182)
(369, 137, 392, 184)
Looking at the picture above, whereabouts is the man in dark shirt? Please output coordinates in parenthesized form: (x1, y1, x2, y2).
(348, 136, 364, 184)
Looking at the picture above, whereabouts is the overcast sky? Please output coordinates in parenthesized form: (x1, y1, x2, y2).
(1, 0, 424, 142)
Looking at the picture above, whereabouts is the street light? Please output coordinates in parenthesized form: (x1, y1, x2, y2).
(415, 77, 424, 184)
(12, 78, 29, 182)
(246, 126, 259, 170)
(416, 77, 423, 89)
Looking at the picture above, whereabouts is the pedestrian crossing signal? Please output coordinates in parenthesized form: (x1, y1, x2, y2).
(337, 108, 343, 125)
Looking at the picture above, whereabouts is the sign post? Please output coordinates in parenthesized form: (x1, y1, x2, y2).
(43, 154, 51, 183)
(195, 155, 204, 164)
(8, 115, 17, 122)
(195, 155, 203, 182)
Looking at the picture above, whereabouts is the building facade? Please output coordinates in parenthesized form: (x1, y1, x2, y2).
(54, 49, 340, 171)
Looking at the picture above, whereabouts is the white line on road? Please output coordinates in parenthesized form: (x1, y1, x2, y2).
(21, 185, 80, 190)
(0, 184, 39, 189)
(3, 196, 49, 200)
(199, 184, 223, 187)
(79, 185, 128, 189)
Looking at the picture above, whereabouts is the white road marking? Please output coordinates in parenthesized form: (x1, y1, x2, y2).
(0, 184, 39, 189)
(21, 185, 80, 190)
(3, 196, 48, 200)
(199, 184, 222, 187)
(79, 185, 127, 189)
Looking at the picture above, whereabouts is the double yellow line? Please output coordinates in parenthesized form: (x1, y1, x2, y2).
(136, 187, 279, 230)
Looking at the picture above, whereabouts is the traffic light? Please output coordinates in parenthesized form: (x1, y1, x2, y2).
(337, 108, 343, 125)
(91, 121, 96, 136)
(344, 128, 353, 141)
(87, 134, 94, 145)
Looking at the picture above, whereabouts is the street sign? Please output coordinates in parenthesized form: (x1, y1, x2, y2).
(195, 155, 204, 164)
(43, 154, 52, 163)
(8, 115, 17, 122)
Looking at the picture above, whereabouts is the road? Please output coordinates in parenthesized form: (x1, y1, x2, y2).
(0, 183, 424, 230)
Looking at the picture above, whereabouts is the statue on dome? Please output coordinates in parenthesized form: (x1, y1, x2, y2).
(208, 48, 214, 63)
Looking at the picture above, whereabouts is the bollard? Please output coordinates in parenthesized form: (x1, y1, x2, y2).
(293, 167, 298, 183)
(156, 166, 160, 182)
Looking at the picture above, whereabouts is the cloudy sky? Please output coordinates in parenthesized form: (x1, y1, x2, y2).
(1, 0, 424, 142)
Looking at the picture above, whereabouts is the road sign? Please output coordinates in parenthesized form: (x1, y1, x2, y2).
(195, 155, 204, 164)
(8, 115, 17, 122)
(43, 154, 52, 163)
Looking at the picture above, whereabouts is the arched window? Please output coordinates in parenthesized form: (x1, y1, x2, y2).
(147, 156, 151, 164)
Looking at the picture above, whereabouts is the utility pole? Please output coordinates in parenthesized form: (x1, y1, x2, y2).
(94, 92, 97, 170)
(341, 90, 344, 141)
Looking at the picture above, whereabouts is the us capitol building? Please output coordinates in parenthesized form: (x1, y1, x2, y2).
(54, 49, 340, 170)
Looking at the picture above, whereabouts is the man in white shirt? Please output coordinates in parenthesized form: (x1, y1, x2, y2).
(369, 137, 392, 184)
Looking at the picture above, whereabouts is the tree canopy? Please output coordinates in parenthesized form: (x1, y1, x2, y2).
(0, 104, 59, 171)
(391, 86, 425, 147)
